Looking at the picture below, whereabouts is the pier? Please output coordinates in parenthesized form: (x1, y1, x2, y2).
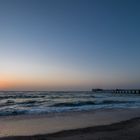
(92, 89, 140, 94)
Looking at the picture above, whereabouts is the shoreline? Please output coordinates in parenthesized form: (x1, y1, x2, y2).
(1, 116, 140, 140)
(0, 108, 140, 138)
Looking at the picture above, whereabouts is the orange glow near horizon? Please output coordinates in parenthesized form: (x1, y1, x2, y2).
(0, 80, 14, 89)
(0, 72, 95, 90)
(0, 71, 135, 91)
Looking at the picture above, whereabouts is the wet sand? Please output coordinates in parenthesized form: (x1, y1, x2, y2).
(1, 117, 140, 140)
(0, 108, 140, 139)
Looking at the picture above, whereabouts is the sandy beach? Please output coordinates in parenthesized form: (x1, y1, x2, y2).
(1, 117, 140, 140)
(0, 108, 140, 139)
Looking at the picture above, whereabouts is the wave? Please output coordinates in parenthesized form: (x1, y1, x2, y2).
(17, 100, 45, 107)
(0, 100, 15, 107)
(0, 100, 138, 116)
(0, 100, 45, 108)
(0, 109, 28, 116)
(50, 101, 96, 107)
(102, 100, 135, 104)
(0, 95, 45, 100)
(50, 100, 135, 107)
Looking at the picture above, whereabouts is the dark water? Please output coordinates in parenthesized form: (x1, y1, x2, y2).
(0, 91, 140, 116)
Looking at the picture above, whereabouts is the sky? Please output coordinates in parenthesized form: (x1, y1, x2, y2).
(0, 0, 140, 90)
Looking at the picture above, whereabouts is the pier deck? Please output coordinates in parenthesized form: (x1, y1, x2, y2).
(92, 89, 140, 94)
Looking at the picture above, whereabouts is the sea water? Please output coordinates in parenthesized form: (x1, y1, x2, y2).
(0, 91, 140, 116)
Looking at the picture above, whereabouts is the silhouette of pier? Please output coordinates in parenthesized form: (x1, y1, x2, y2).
(92, 89, 140, 94)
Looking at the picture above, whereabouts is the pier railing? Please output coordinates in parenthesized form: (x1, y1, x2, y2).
(92, 89, 140, 94)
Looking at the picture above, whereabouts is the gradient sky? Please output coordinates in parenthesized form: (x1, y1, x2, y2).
(0, 0, 140, 90)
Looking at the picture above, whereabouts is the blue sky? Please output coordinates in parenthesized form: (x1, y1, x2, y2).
(0, 0, 140, 90)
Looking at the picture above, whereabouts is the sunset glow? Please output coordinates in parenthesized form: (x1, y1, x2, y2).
(0, 0, 140, 90)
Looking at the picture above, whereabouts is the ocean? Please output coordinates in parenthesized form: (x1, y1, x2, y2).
(0, 91, 140, 116)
